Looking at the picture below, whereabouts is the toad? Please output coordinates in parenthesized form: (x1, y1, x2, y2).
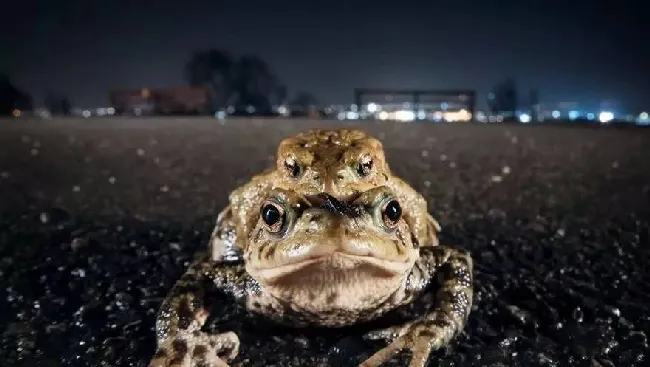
(210, 129, 441, 263)
(151, 186, 473, 367)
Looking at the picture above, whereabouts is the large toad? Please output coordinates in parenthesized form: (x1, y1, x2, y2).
(211, 129, 441, 262)
(151, 186, 473, 367)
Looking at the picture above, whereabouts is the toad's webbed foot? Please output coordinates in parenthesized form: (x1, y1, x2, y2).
(150, 330, 240, 367)
(359, 317, 457, 367)
(363, 323, 408, 342)
(360, 246, 473, 367)
(151, 255, 251, 367)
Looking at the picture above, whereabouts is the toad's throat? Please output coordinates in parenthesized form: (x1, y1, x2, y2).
(251, 251, 413, 282)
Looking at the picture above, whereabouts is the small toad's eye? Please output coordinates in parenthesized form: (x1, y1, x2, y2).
(284, 157, 302, 178)
(381, 199, 402, 228)
(356, 155, 373, 177)
(261, 202, 286, 233)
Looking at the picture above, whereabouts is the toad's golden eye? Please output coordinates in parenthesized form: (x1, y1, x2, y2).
(381, 199, 402, 229)
(261, 202, 286, 233)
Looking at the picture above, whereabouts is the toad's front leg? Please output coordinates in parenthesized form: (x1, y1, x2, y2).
(209, 205, 244, 262)
(150, 255, 251, 367)
(361, 246, 473, 367)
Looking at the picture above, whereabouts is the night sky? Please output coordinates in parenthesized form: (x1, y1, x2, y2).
(2, 0, 648, 112)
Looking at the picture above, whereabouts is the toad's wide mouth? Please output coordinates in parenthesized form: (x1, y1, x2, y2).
(249, 250, 414, 282)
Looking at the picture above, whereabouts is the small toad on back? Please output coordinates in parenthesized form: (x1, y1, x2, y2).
(212, 129, 441, 262)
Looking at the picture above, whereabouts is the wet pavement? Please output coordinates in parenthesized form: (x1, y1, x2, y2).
(0, 117, 649, 367)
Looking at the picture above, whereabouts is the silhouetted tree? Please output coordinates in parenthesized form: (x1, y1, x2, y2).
(291, 91, 317, 110)
(185, 49, 286, 115)
(15, 92, 33, 112)
(488, 78, 518, 118)
(45, 94, 72, 115)
(289, 91, 318, 117)
(0, 74, 31, 115)
(272, 84, 288, 107)
(185, 49, 235, 112)
(0, 74, 17, 115)
(231, 55, 276, 113)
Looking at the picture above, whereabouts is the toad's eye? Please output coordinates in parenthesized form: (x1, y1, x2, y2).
(284, 156, 302, 178)
(261, 202, 286, 233)
(357, 155, 373, 177)
(381, 199, 401, 228)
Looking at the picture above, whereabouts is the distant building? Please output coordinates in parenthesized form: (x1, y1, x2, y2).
(352, 88, 477, 122)
(109, 86, 210, 116)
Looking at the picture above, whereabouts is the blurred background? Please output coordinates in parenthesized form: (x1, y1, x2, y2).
(1, 1, 649, 367)
(1, 0, 648, 124)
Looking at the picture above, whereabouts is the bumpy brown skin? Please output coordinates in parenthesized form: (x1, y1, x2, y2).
(210, 129, 441, 263)
(151, 186, 473, 367)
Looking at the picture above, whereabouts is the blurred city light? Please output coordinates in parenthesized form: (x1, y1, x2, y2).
(395, 110, 415, 122)
(599, 111, 614, 123)
(346, 111, 359, 120)
(417, 110, 426, 120)
(367, 103, 377, 113)
(276, 105, 288, 116)
(378, 111, 388, 120)
(459, 109, 471, 121)
(519, 113, 531, 123)
(639, 112, 648, 120)
(551, 110, 560, 119)
(107, 107, 115, 115)
(12, 109, 21, 117)
(82, 110, 91, 118)
(586, 113, 595, 120)
(443, 109, 471, 122)
(568, 110, 579, 120)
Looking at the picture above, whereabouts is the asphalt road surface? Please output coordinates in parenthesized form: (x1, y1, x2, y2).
(0, 117, 649, 367)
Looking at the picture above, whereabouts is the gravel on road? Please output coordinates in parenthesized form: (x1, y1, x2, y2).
(0, 117, 648, 367)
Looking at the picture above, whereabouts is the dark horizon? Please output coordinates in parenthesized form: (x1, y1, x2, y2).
(2, 0, 648, 112)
